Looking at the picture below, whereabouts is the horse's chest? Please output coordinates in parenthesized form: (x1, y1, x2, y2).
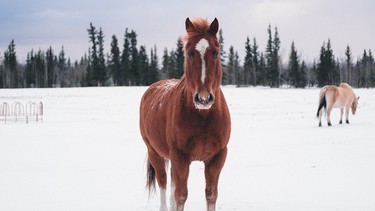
(173, 121, 225, 162)
(187, 135, 221, 162)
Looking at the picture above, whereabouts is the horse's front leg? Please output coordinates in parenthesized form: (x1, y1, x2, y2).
(339, 108, 343, 124)
(170, 150, 190, 211)
(345, 107, 350, 124)
(204, 147, 228, 211)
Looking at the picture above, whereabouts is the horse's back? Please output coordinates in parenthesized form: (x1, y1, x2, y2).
(321, 83, 356, 108)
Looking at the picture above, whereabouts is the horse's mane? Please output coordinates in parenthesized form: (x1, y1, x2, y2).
(183, 18, 211, 42)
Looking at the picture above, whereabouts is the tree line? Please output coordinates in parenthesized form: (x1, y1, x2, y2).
(1, 23, 374, 88)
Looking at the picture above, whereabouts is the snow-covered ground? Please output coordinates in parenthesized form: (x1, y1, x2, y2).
(0, 86, 374, 211)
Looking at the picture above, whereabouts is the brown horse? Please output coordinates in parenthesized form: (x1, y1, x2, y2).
(316, 83, 359, 127)
(139, 18, 231, 211)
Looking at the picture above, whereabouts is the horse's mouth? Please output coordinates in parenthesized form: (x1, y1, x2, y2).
(194, 93, 214, 110)
(194, 101, 213, 110)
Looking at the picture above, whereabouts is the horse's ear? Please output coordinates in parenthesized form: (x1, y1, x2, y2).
(357, 96, 360, 101)
(185, 18, 195, 33)
(209, 18, 219, 36)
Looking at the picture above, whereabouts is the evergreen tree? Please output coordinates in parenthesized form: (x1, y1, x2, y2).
(287, 41, 300, 87)
(265, 25, 273, 86)
(273, 27, 281, 86)
(109, 35, 121, 85)
(327, 40, 339, 85)
(168, 50, 176, 79)
(138, 45, 149, 85)
(218, 29, 226, 65)
(0, 56, 3, 88)
(25, 50, 35, 87)
(358, 49, 374, 87)
(147, 45, 159, 85)
(317, 39, 336, 87)
(121, 28, 131, 85)
(273, 27, 281, 87)
(244, 36, 252, 86)
(309, 60, 317, 87)
(58, 46, 67, 87)
(97, 27, 106, 86)
(129, 30, 140, 85)
(258, 53, 267, 86)
(227, 46, 240, 85)
(234, 51, 241, 86)
(368, 49, 375, 87)
(35, 49, 46, 88)
(168, 38, 183, 79)
(87, 23, 99, 86)
(173, 38, 184, 79)
(265, 25, 280, 87)
(317, 43, 328, 87)
(252, 38, 260, 86)
(219, 29, 228, 84)
(66, 58, 73, 87)
(161, 48, 169, 79)
(76, 54, 89, 87)
(297, 61, 307, 88)
(345, 45, 352, 84)
(335, 57, 341, 84)
(3, 40, 18, 88)
(227, 46, 235, 85)
(46, 46, 55, 87)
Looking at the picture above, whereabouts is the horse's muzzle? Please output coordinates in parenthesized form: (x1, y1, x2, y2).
(194, 93, 214, 109)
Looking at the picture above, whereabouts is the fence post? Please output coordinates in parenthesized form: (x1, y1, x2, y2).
(1, 102, 10, 124)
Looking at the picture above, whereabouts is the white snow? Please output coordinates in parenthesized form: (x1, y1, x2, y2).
(0, 86, 374, 211)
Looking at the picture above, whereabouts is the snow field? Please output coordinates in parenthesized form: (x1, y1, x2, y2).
(0, 86, 374, 210)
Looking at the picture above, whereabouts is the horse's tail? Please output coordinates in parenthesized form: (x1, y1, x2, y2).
(146, 158, 156, 196)
(316, 89, 327, 117)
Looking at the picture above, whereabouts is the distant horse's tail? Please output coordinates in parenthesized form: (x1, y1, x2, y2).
(146, 158, 156, 196)
(316, 89, 327, 117)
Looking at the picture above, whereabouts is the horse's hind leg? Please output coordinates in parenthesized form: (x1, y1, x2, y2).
(318, 109, 323, 127)
(339, 108, 343, 124)
(327, 105, 333, 126)
(204, 148, 228, 211)
(345, 108, 350, 124)
(148, 149, 168, 211)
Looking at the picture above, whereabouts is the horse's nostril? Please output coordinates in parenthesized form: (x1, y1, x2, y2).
(194, 93, 200, 103)
(208, 93, 214, 103)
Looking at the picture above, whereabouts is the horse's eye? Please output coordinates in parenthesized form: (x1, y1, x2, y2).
(188, 51, 194, 59)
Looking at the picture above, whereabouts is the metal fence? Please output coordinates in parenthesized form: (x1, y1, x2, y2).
(0, 101, 43, 123)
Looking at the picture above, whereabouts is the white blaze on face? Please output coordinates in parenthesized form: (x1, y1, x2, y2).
(195, 38, 209, 84)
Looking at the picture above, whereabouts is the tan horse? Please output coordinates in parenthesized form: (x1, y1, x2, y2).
(316, 83, 359, 127)
(139, 18, 231, 211)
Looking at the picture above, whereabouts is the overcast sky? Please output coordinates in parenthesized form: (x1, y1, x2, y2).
(1, 0, 374, 63)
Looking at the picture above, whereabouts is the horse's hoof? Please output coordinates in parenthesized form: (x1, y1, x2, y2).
(339, 120, 342, 124)
(319, 123, 322, 127)
(346, 120, 350, 124)
(328, 122, 332, 126)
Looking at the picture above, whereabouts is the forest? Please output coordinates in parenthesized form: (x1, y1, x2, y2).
(1, 23, 374, 89)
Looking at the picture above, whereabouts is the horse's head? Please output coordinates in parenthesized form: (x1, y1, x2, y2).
(352, 96, 359, 114)
(184, 18, 222, 110)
